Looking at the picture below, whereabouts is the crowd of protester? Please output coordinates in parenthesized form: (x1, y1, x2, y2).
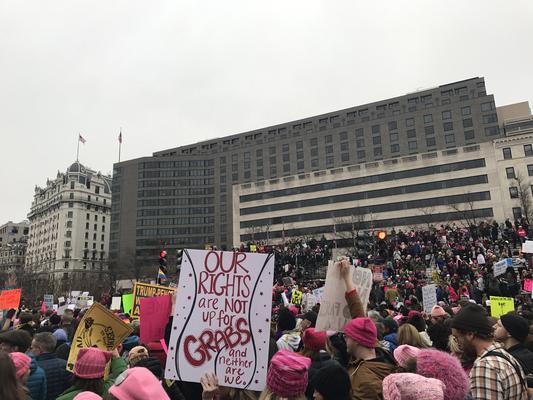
(2, 218, 533, 398)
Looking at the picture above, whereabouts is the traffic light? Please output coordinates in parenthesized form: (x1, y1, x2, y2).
(159, 250, 168, 273)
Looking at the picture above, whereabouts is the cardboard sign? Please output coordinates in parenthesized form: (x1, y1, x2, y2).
(165, 249, 274, 391)
(76, 295, 94, 308)
(315, 262, 372, 331)
(524, 279, 533, 293)
(372, 265, 384, 282)
(58, 296, 65, 305)
(522, 241, 533, 254)
(110, 297, 122, 311)
(0, 289, 22, 310)
(490, 296, 515, 318)
(290, 289, 302, 305)
(422, 284, 437, 314)
(131, 282, 175, 318)
(122, 293, 133, 315)
(67, 302, 133, 372)
(140, 295, 172, 344)
(312, 287, 325, 304)
(493, 260, 508, 277)
(43, 295, 54, 309)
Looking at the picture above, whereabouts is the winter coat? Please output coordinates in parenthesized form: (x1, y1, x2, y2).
(56, 356, 127, 400)
(36, 352, 72, 400)
(348, 355, 396, 399)
(383, 333, 398, 353)
(27, 356, 47, 400)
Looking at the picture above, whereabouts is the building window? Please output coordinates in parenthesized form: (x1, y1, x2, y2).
(282, 154, 289, 162)
(297, 161, 305, 170)
(282, 144, 289, 152)
(525, 145, 533, 157)
(68, 202, 74, 208)
(407, 129, 416, 138)
(443, 122, 454, 131)
(325, 145, 333, 154)
(388, 121, 397, 131)
(391, 144, 400, 153)
(339, 132, 348, 141)
(482, 114, 498, 124)
(65, 241, 71, 247)
(283, 164, 290, 172)
(310, 138, 318, 146)
(341, 153, 350, 162)
(64, 261, 69, 268)
(86, 222, 89, 229)
(503, 148, 512, 160)
(340, 142, 349, 152)
(311, 159, 319, 168)
(405, 118, 414, 127)
(442, 110, 452, 120)
(68, 211, 73, 218)
(256, 149, 263, 157)
(481, 102, 495, 112)
(509, 187, 519, 199)
(69, 193, 74, 199)
(67, 221, 73, 228)
(269, 147, 276, 155)
(461, 106, 471, 116)
(325, 135, 332, 143)
(408, 141, 417, 150)
(506, 167, 516, 179)
(296, 141, 303, 150)
(445, 134, 455, 144)
(528, 164, 533, 176)
(426, 137, 436, 147)
(463, 118, 473, 128)
(355, 128, 364, 138)
(424, 126, 434, 136)
(372, 125, 380, 134)
(373, 147, 382, 156)
(464, 130, 475, 140)
(372, 136, 381, 145)
(95, 186, 100, 194)
(257, 168, 263, 176)
(310, 148, 318, 157)
(513, 207, 523, 219)
(66, 230, 72, 238)
(423, 114, 433, 124)
(485, 126, 500, 136)
(389, 132, 399, 142)
(85, 232, 89, 239)
(357, 150, 365, 159)
(356, 139, 364, 147)
(326, 156, 334, 165)
(297, 151, 304, 159)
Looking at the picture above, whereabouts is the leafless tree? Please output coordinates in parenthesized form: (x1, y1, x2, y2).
(449, 198, 479, 227)
(418, 206, 437, 231)
(513, 173, 533, 224)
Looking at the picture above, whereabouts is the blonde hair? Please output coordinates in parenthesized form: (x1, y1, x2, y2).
(259, 389, 306, 400)
(226, 388, 259, 400)
(397, 323, 427, 348)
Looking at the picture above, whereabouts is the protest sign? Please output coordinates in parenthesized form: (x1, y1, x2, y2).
(315, 262, 372, 332)
(53, 304, 58, 311)
(372, 265, 384, 282)
(67, 302, 133, 372)
(131, 282, 175, 318)
(0, 289, 22, 310)
(43, 294, 54, 309)
(70, 291, 81, 298)
(110, 297, 122, 311)
(165, 249, 274, 391)
(75, 295, 94, 308)
(312, 287, 325, 304)
(522, 241, 533, 254)
(290, 289, 302, 305)
(122, 293, 133, 315)
(524, 279, 533, 293)
(58, 296, 65, 305)
(140, 295, 172, 344)
(490, 296, 515, 318)
(493, 260, 508, 277)
(422, 284, 437, 314)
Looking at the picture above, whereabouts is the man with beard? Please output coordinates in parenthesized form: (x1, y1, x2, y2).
(451, 304, 527, 399)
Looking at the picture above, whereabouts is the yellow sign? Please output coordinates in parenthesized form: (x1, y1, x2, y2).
(490, 296, 515, 318)
(67, 302, 133, 373)
(131, 282, 176, 318)
(290, 289, 302, 305)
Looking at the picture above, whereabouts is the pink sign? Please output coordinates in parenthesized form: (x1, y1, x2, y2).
(524, 279, 533, 292)
(139, 295, 172, 344)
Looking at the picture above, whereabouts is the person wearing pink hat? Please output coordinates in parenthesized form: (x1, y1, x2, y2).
(73, 392, 103, 400)
(0, 352, 29, 400)
(393, 345, 420, 369)
(382, 372, 445, 400)
(57, 347, 127, 400)
(107, 367, 170, 400)
(260, 349, 311, 399)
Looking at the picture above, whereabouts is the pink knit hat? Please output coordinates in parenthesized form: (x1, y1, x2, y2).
(73, 392, 103, 400)
(383, 373, 445, 400)
(288, 305, 299, 316)
(344, 317, 377, 348)
(74, 348, 113, 379)
(393, 345, 420, 368)
(9, 352, 31, 379)
(431, 305, 447, 318)
(303, 328, 327, 351)
(267, 349, 311, 397)
(109, 367, 170, 400)
(416, 349, 470, 400)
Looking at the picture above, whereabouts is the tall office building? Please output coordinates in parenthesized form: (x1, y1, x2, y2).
(110, 77, 503, 272)
(25, 162, 112, 297)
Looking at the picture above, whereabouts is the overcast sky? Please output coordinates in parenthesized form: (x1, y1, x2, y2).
(1, 0, 532, 224)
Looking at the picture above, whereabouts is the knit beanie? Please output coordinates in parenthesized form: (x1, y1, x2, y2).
(128, 346, 149, 366)
(109, 367, 170, 400)
(0, 329, 32, 353)
(134, 356, 162, 378)
(394, 345, 420, 368)
(450, 304, 492, 336)
(431, 305, 448, 318)
(416, 349, 470, 400)
(344, 317, 377, 348)
(53, 328, 68, 343)
(311, 360, 351, 400)
(501, 312, 530, 343)
(303, 328, 327, 351)
(74, 348, 113, 379)
(9, 352, 31, 379)
(383, 373, 445, 400)
(267, 349, 311, 397)
(73, 392, 103, 400)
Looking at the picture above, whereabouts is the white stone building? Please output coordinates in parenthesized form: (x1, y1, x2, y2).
(0, 220, 29, 246)
(24, 162, 112, 297)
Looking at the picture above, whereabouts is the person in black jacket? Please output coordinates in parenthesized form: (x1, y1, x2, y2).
(31, 332, 72, 400)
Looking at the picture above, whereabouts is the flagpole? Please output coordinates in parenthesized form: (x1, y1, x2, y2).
(118, 128, 122, 162)
(76, 134, 80, 161)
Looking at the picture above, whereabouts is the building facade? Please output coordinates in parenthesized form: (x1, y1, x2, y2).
(111, 77, 503, 272)
(0, 220, 29, 246)
(24, 162, 112, 298)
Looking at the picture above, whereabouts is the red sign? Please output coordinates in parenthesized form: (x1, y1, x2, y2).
(0, 289, 22, 310)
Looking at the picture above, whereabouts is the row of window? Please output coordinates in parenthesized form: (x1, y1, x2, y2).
(136, 216, 215, 226)
(137, 207, 215, 217)
(240, 159, 486, 202)
(505, 165, 533, 179)
(240, 175, 488, 216)
(502, 144, 533, 160)
(138, 197, 214, 207)
(136, 226, 214, 236)
(141, 160, 214, 169)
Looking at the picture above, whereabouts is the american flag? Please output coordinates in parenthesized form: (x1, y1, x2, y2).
(118, 132, 122, 144)
(78, 134, 86, 144)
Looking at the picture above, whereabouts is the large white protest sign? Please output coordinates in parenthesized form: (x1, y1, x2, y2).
(43, 294, 54, 309)
(522, 240, 533, 254)
(312, 287, 325, 304)
(422, 284, 437, 314)
(165, 250, 274, 391)
(110, 297, 122, 311)
(493, 259, 508, 277)
(315, 261, 372, 332)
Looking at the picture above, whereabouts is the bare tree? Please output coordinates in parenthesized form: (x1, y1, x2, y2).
(418, 206, 437, 231)
(449, 198, 479, 227)
(513, 173, 533, 224)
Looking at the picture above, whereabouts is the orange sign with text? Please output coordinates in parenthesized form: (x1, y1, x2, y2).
(0, 289, 22, 310)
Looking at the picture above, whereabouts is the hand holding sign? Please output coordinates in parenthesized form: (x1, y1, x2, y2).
(200, 373, 220, 400)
